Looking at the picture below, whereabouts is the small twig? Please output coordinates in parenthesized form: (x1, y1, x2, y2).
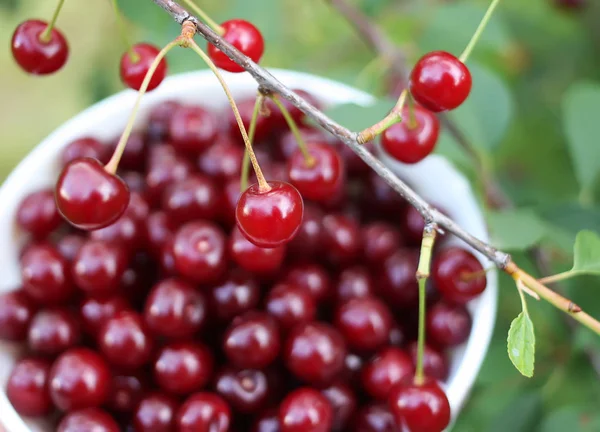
(357, 89, 408, 144)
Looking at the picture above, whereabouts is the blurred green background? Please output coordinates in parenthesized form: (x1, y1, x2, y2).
(3, 0, 600, 430)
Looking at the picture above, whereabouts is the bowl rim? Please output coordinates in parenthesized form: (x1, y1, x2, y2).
(0, 68, 497, 432)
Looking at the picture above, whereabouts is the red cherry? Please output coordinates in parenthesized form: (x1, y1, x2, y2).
(354, 404, 400, 432)
(61, 137, 109, 166)
(225, 98, 272, 144)
(21, 244, 74, 304)
(28, 308, 80, 356)
(169, 105, 219, 154)
(287, 142, 345, 202)
(266, 283, 317, 332)
(427, 302, 472, 347)
(17, 189, 62, 238)
(334, 266, 374, 303)
(153, 342, 214, 395)
(361, 347, 414, 400)
(146, 100, 181, 141)
(279, 387, 333, 432)
(334, 297, 393, 352)
(381, 105, 440, 164)
(145, 144, 194, 204)
(407, 342, 449, 382)
(133, 393, 179, 432)
(56, 158, 130, 230)
(208, 19, 264, 72)
(144, 211, 175, 257)
(208, 270, 260, 322)
(107, 372, 147, 413)
(79, 295, 129, 337)
(176, 392, 231, 432)
(198, 139, 244, 180)
(57, 408, 119, 432)
(49, 348, 111, 411)
(409, 51, 472, 112)
(287, 203, 324, 258)
(108, 132, 148, 172)
(321, 382, 357, 431)
(229, 227, 286, 274)
(11, 19, 68, 75)
(72, 240, 128, 298)
(0, 290, 37, 342)
(432, 247, 486, 304)
(236, 181, 304, 248)
(120, 43, 167, 91)
(322, 214, 362, 266)
(6, 358, 53, 417)
(56, 234, 86, 262)
(161, 175, 223, 224)
(284, 263, 332, 303)
(252, 409, 281, 432)
(388, 379, 451, 432)
(214, 367, 269, 413)
(267, 90, 321, 129)
(275, 128, 328, 161)
(98, 311, 153, 369)
(377, 249, 419, 308)
(362, 222, 402, 266)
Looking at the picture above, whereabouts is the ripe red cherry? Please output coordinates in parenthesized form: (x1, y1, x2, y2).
(176, 392, 231, 432)
(144, 211, 175, 257)
(79, 295, 129, 336)
(287, 203, 323, 258)
(225, 98, 272, 144)
(236, 181, 304, 248)
(214, 367, 269, 414)
(427, 302, 472, 347)
(61, 137, 109, 166)
(16, 189, 62, 238)
(208, 19, 264, 72)
(361, 347, 414, 400)
(321, 382, 357, 431)
(49, 348, 111, 411)
(133, 393, 179, 432)
(287, 142, 345, 202)
(355, 404, 400, 432)
(279, 387, 333, 432)
(21, 244, 74, 304)
(107, 372, 146, 413)
(171, 221, 227, 284)
(146, 100, 181, 141)
(362, 222, 402, 266)
(0, 290, 37, 342)
(381, 105, 440, 164)
(284, 263, 332, 303)
(198, 140, 244, 180)
(409, 51, 472, 112)
(266, 284, 317, 332)
(388, 379, 451, 432)
(276, 128, 327, 161)
(378, 250, 420, 308)
(334, 266, 374, 303)
(55, 158, 130, 230)
(57, 408, 120, 432)
(98, 311, 153, 369)
(6, 358, 52, 417)
(223, 311, 280, 369)
(229, 227, 286, 274)
(208, 270, 260, 322)
(120, 43, 167, 91)
(161, 175, 223, 224)
(72, 240, 128, 298)
(334, 297, 393, 352)
(145, 145, 194, 204)
(407, 342, 449, 382)
(153, 342, 214, 395)
(144, 278, 207, 339)
(169, 105, 219, 154)
(253, 409, 281, 432)
(322, 214, 362, 265)
(432, 247, 486, 304)
(56, 234, 86, 262)
(11, 20, 68, 75)
(284, 321, 346, 385)
(28, 308, 80, 356)
(108, 132, 148, 172)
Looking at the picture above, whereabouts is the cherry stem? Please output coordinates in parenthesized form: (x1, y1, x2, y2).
(406, 92, 418, 130)
(187, 39, 270, 192)
(240, 94, 264, 191)
(414, 223, 438, 386)
(459, 266, 494, 282)
(357, 89, 408, 144)
(459, 0, 502, 63)
(270, 95, 315, 166)
(180, 0, 225, 35)
(537, 271, 574, 285)
(110, 0, 140, 63)
(105, 39, 180, 174)
(40, 0, 66, 43)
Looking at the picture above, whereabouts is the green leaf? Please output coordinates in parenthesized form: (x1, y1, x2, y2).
(562, 81, 600, 194)
(570, 230, 600, 276)
(487, 209, 548, 250)
(321, 98, 396, 131)
(507, 311, 535, 377)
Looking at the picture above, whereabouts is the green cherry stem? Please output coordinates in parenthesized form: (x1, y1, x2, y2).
(180, 0, 225, 35)
(357, 89, 408, 144)
(40, 0, 66, 43)
(240, 94, 264, 191)
(414, 223, 438, 386)
(110, 0, 139, 62)
(105, 39, 180, 174)
(459, 0, 502, 63)
(270, 95, 315, 166)
(406, 92, 418, 130)
(187, 38, 270, 192)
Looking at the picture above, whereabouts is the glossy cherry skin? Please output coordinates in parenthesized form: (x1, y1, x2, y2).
(427, 302, 472, 347)
(61, 137, 109, 166)
(0, 290, 37, 342)
(176, 392, 231, 432)
(79, 295, 129, 336)
(133, 393, 179, 432)
(230, 227, 286, 274)
(362, 222, 402, 266)
(28, 308, 80, 356)
(49, 348, 111, 411)
(214, 367, 269, 414)
(107, 372, 146, 413)
(266, 284, 317, 332)
(145, 145, 194, 204)
(144, 278, 207, 339)
(120, 43, 167, 91)
(279, 387, 333, 432)
(322, 214, 362, 266)
(11, 19, 68, 75)
(284, 322, 346, 385)
(198, 140, 244, 180)
(432, 247, 486, 304)
(252, 409, 281, 432)
(72, 240, 128, 298)
(56, 158, 130, 230)
(283, 263, 332, 303)
(287, 204, 323, 258)
(381, 105, 440, 164)
(21, 244, 74, 304)
(98, 311, 153, 369)
(388, 379, 451, 432)
(17, 189, 62, 238)
(208, 19, 264, 73)
(153, 342, 214, 395)
(407, 342, 449, 382)
(225, 98, 272, 144)
(321, 382, 357, 431)
(334, 297, 393, 352)
(361, 347, 414, 400)
(275, 128, 327, 161)
(208, 270, 260, 322)
(56, 234, 86, 262)
(334, 266, 374, 303)
(236, 181, 304, 248)
(377, 250, 420, 308)
(409, 51, 472, 112)
(288, 142, 345, 202)
(361, 172, 406, 218)
(110, 132, 148, 172)
(58, 408, 120, 432)
(6, 358, 52, 417)
(169, 105, 219, 154)
(161, 175, 223, 224)
(146, 100, 181, 141)
(354, 404, 400, 432)
(223, 311, 281, 369)
(144, 211, 175, 257)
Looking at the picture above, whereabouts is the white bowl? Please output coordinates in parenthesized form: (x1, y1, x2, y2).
(0, 69, 497, 431)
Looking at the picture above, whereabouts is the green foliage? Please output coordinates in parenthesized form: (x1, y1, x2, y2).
(507, 310, 535, 378)
(321, 98, 397, 130)
(487, 209, 548, 250)
(571, 230, 600, 276)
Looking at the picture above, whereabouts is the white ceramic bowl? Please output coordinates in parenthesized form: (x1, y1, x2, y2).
(0, 69, 497, 431)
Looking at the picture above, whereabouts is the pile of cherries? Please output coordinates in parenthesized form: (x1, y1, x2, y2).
(1, 87, 487, 432)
